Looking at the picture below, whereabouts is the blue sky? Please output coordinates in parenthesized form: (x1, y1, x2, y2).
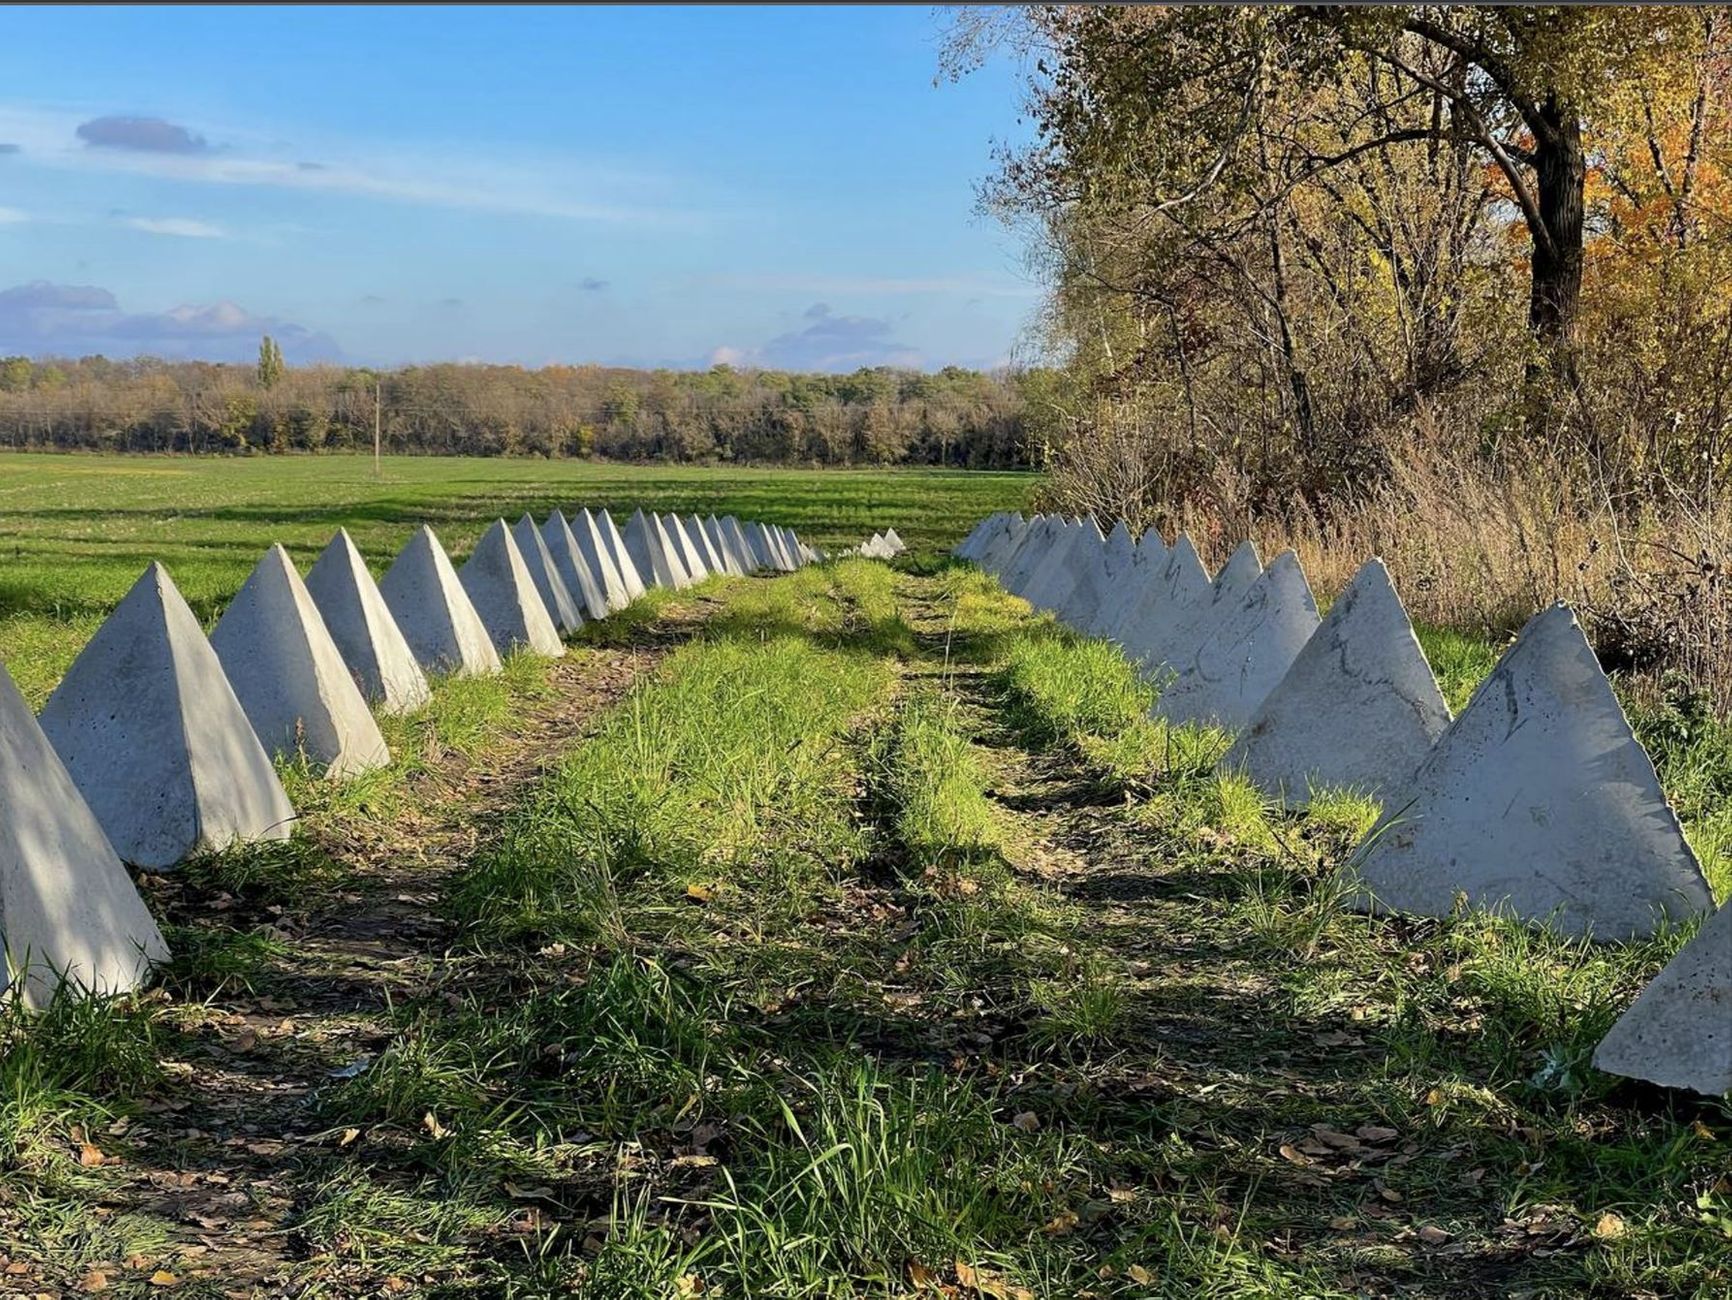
(0, 5, 1039, 371)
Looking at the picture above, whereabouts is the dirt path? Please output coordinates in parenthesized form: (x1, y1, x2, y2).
(56, 598, 732, 1295)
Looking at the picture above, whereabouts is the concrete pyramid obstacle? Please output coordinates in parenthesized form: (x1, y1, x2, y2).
(1138, 526, 1168, 567)
(40, 563, 296, 869)
(704, 514, 746, 575)
(742, 521, 779, 572)
(512, 514, 584, 635)
(624, 509, 686, 588)
(460, 520, 566, 659)
(379, 527, 503, 678)
(688, 514, 729, 576)
(1, 659, 169, 1003)
(574, 508, 634, 612)
(593, 509, 647, 602)
(1223, 558, 1450, 804)
(1212, 540, 1262, 601)
(1347, 603, 1714, 939)
(723, 516, 762, 573)
(771, 525, 799, 570)
(1113, 533, 1212, 661)
(663, 514, 710, 581)
(1003, 515, 1063, 594)
(1027, 519, 1103, 613)
(1071, 519, 1137, 634)
(981, 513, 1030, 575)
(1152, 549, 1319, 728)
(211, 545, 392, 778)
(1594, 901, 1731, 1095)
(543, 510, 610, 621)
(883, 527, 906, 556)
(1073, 522, 1143, 637)
(958, 513, 1007, 563)
(304, 529, 432, 715)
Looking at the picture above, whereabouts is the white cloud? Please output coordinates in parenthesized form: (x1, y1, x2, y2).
(0, 102, 706, 229)
(0, 206, 27, 224)
(121, 215, 226, 238)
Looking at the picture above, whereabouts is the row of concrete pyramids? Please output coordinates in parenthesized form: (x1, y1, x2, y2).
(854, 528, 907, 560)
(1, 507, 816, 1006)
(956, 511, 1728, 1096)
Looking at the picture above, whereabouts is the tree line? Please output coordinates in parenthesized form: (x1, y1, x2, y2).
(0, 352, 1034, 468)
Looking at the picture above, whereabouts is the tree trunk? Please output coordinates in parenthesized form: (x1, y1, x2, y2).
(1528, 97, 1585, 354)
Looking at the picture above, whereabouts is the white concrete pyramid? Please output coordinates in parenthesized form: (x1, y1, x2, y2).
(593, 509, 647, 602)
(1212, 540, 1263, 600)
(211, 544, 392, 778)
(304, 529, 432, 715)
(1073, 522, 1143, 637)
(771, 525, 799, 570)
(512, 514, 584, 635)
(1153, 549, 1319, 728)
(688, 514, 729, 576)
(625, 509, 685, 588)
(957, 513, 1003, 562)
(543, 510, 610, 621)
(1070, 519, 1137, 634)
(1033, 519, 1105, 613)
(703, 515, 744, 578)
(460, 520, 566, 659)
(1003, 516, 1063, 594)
(1, 659, 168, 1003)
(982, 513, 1030, 574)
(742, 521, 777, 572)
(1594, 901, 1731, 1095)
(1223, 558, 1450, 804)
(40, 563, 296, 869)
(379, 526, 503, 678)
(704, 514, 745, 576)
(1019, 519, 1083, 609)
(883, 527, 906, 555)
(1347, 603, 1714, 939)
(722, 516, 761, 573)
(1137, 526, 1168, 567)
(1113, 533, 1212, 661)
(573, 508, 633, 612)
(663, 514, 710, 581)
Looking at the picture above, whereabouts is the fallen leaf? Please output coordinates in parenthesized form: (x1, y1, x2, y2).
(81, 1273, 109, 1294)
(675, 1273, 705, 1297)
(908, 1260, 939, 1288)
(1356, 1125, 1399, 1144)
(79, 1142, 106, 1167)
(1277, 1143, 1312, 1167)
(1417, 1225, 1451, 1244)
(1010, 1111, 1040, 1133)
(337, 1128, 360, 1148)
(421, 1112, 450, 1141)
(684, 884, 713, 903)
(148, 1272, 178, 1288)
(1126, 1263, 1154, 1284)
(1593, 1212, 1626, 1241)
(1042, 1209, 1079, 1236)
(1328, 1216, 1355, 1231)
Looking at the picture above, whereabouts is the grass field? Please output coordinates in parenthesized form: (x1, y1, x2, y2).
(0, 452, 1035, 703)
(1, 456, 1729, 1296)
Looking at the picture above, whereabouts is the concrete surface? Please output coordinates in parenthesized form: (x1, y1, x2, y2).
(304, 529, 432, 715)
(512, 514, 584, 635)
(460, 519, 566, 658)
(378, 526, 503, 678)
(1594, 900, 1731, 1095)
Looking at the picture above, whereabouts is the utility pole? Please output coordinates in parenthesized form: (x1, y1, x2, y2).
(373, 379, 382, 479)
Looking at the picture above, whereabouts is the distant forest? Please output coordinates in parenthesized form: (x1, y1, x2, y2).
(0, 353, 1034, 468)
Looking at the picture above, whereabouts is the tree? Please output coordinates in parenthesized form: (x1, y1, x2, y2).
(256, 335, 284, 390)
(949, 5, 1708, 366)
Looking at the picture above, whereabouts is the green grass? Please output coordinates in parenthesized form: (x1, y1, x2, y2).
(4, 487, 1731, 1296)
(0, 452, 1032, 703)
